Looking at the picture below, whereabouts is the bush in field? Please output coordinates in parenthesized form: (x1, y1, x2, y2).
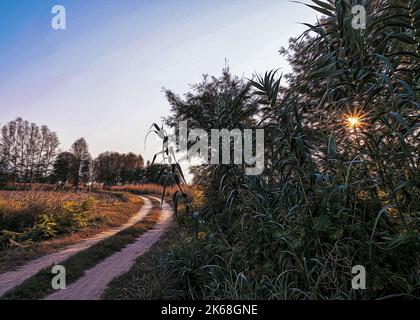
(0, 192, 95, 248)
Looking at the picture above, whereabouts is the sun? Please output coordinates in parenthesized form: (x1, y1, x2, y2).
(347, 116, 361, 127)
(344, 109, 367, 129)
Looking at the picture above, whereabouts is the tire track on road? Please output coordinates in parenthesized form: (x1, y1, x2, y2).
(45, 197, 173, 300)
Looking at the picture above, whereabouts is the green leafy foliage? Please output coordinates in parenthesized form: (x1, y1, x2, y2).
(150, 0, 420, 300)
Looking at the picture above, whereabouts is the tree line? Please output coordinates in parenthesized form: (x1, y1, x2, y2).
(0, 117, 166, 189)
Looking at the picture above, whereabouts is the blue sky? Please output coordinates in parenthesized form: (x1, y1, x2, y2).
(0, 0, 317, 168)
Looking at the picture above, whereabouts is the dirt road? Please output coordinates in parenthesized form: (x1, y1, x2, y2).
(44, 196, 173, 300)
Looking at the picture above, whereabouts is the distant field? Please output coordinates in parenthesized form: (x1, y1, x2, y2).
(1, 182, 99, 192)
(111, 183, 198, 200)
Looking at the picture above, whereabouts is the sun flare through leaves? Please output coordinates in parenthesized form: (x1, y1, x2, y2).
(344, 109, 368, 130)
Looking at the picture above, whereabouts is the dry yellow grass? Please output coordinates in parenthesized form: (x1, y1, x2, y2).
(0, 191, 144, 273)
(0, 191, 137, 234)
(110, 183, 197, 199)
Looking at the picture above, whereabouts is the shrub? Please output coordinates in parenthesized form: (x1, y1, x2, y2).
(0, 192, 95, 248)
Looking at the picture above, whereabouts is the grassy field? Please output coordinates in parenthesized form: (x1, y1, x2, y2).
(0, 190, 143, 273)
(2, 198, 162, 300)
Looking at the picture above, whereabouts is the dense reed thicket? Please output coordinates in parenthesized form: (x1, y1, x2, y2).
(152, 0, 419, 299)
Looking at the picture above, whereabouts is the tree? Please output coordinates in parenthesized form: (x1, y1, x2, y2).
(93, 152, 144, 186)
(36, 126, 60, 181)
(164, 68, 258, 216)
(51, 152, 76, 184)
(0, 154, 7, 187)
(145, 164, 170, 185)
(94, 152, 121, 186)
(0, 118, 60, 183)
(120, 153, 144, 184)
(70, 138, 91, 189)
